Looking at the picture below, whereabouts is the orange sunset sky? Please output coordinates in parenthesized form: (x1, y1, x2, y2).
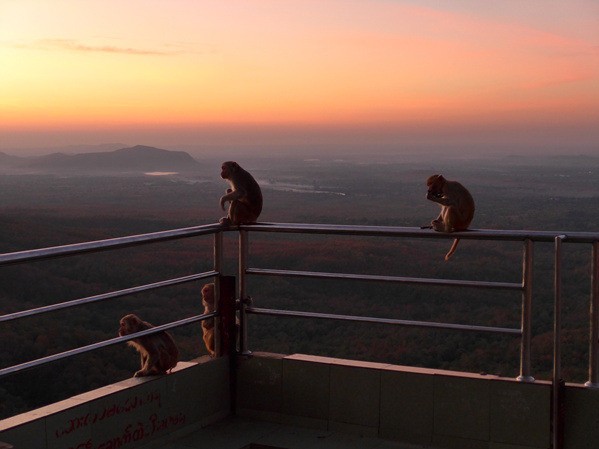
(1, 0, 598, 154)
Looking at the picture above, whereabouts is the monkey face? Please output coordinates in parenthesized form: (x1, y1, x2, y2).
(201, 283, 215, 305)
(118, 317, 130, 336)
(118, 320, 128, 336)
(221, 161, 238, 179)
(426, 174, 445, 197)
(119, 314, 141, 336)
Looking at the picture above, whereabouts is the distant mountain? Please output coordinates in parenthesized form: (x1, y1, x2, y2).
(0, 151, 24, 167)
(1, 145, 202, 173)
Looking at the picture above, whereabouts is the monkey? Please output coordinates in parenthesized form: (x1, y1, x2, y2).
(201, 283, 216, 357)
(219, 161, 263, 225)
(425, 174, 475, 261)
(118, 314, 179, 377)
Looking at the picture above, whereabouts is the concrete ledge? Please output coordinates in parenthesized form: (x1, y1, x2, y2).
(5, 352, 599, 449)
(563, 383, 599, 449)
(237, 353, 555, 449)
(0, 356, 231, 449)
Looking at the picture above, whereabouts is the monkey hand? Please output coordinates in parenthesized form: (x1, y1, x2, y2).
(427, 190, 442, 201)
(219, 196, 228, 211)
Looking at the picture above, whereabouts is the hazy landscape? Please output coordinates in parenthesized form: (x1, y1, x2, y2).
(1, 145, 599, 418)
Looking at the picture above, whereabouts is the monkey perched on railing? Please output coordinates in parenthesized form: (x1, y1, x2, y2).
(118, 314, 178, 377)
(425, 174, 475, 261)
(219, 161, 263, 225)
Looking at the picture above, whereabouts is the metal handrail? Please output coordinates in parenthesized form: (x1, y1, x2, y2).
(236, 222, 599, 385)
(0, 271, 218, 323)
(553, 235, 566, 448)
(246, 306, 522, 335)
(246, 268, 523, 290)
(0, 223, 224, 379)
(0, 223, 224, 267)
(0, 312, 217, 378)
(240, 226, 532, 365)
(1, 222, 599, 387)
(241, 222, 599, 243)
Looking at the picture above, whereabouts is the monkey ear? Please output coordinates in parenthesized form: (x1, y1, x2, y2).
(427, 174, 440, 185)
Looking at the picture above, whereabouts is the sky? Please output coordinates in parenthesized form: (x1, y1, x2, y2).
(1, 0, 598, 155)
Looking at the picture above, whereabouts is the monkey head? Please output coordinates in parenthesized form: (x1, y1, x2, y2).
(426, 174, 445, 198)
(119, 314, 142, 336)
(221, 161, 239, 179)
(201, 283, 215, 306)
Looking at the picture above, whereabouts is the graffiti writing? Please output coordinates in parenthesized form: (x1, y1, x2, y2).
(56, 390, 161, 439)
(66, 412, 185, 449)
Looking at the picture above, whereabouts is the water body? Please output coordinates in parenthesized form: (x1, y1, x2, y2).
(258, 179, 345, 196)
(144, 171, 179, 176)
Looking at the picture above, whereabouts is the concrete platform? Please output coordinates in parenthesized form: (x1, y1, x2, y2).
(141, 416, 427, 449)
(6, 352, 599, 449)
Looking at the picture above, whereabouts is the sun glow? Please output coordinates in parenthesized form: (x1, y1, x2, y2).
(1, 0, 598, 149)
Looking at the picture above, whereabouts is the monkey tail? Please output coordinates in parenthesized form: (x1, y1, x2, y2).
(444, 238, 460, 261)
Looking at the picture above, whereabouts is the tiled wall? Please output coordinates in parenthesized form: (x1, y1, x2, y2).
(237, 353, 555, 449)
(3, 352, 599, 449)
(0, 357, 230, 449)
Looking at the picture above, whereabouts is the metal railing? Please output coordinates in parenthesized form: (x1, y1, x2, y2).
(0, 223, 224, 378)
(1, 222, 598, 388)
(237, 223, 599, 386)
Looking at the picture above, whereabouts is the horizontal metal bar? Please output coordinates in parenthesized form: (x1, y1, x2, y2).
(3, 222, 598, 268)
(0, 271, 218, 323)
(246, 268, 522, 291)
(0, 313, 217, 378)
(246, 306, 522, 335)
(0, 223, 224, 267)
(240, 222, 599, 244)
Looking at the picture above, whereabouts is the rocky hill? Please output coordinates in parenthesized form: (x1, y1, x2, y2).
(0, 145, 202, 174)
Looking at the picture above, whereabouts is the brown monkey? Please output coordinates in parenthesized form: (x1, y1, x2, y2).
(425, 174, 475, 261)
(201, 283, 216, 357)
(219, 161, 263, 225)
(118, 314, 179, 377)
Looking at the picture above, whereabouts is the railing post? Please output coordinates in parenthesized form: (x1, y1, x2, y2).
(586, 241, 599, 388)
(213, 231, 223, 356)
(553, 235, 566, 449)
(216, 275, 237, 414)
(217, 276, 236, 355)
(518, 239, 535, 382)
(239, 229, 251, 355)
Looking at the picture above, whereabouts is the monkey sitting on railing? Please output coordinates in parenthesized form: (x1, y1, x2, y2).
(219, 161, 263, 225)
(424, 174, 475, 261)
(118, 314, 178, 377)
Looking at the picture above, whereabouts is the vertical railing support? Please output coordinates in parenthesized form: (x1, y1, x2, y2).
(552, 235, 566, 449)
(213, 231, 223, 356)
(586, 241, 599, 388)
(518, 239, 535, 382)
(216, 275, 238, 415)
(239, 229, 251, 355)
(217, 276, 237, 355)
